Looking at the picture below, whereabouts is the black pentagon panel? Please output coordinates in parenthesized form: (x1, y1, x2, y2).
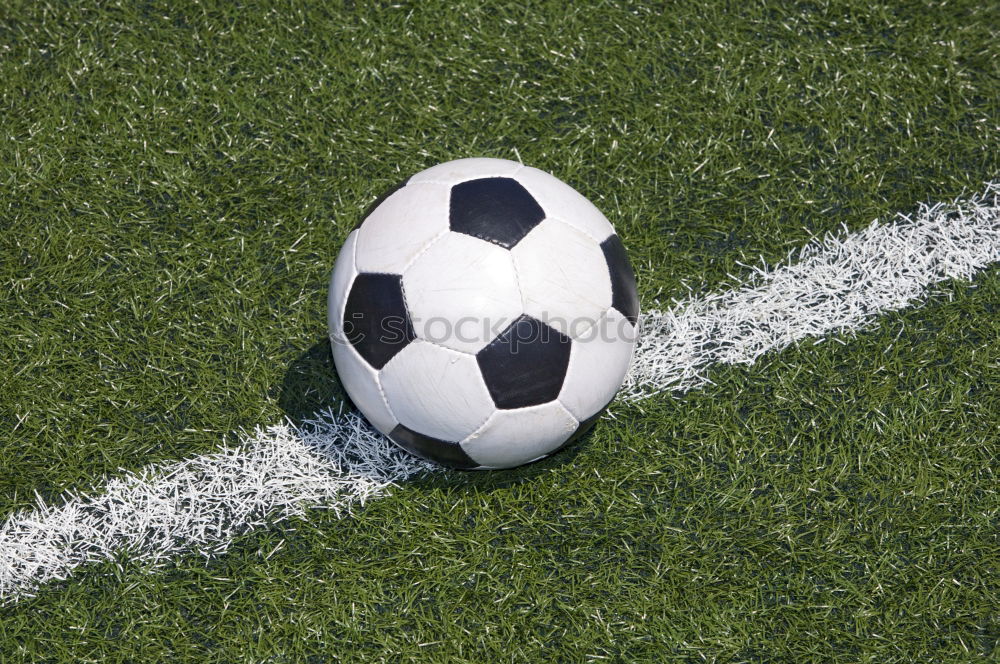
(600, 234, 640, 325)
(352, 176, 411, 231)
(388, 423, 480, 470)
(343, 273, 415, 370)
(450, 177, 545, 248)
(476, 315, 571, 409)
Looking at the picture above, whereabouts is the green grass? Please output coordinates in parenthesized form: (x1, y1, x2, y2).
(0, 0, 998, 661)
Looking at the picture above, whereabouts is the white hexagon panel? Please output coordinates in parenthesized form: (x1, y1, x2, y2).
(330, 340, 398, 435)
(402, 232, 523, 354)
(379, 340, 497, 445)
(512, 165, 616, 243)
(327, 229, 359, 346)
(511, 218, 613, 340)
(354, 182, 451, 274)
(558, 307, 637, 422)
(460, 401, 578, 469)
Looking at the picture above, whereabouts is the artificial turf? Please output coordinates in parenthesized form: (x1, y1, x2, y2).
(0, 0, 997, 661)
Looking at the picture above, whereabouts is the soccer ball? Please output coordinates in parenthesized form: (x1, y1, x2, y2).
(328, 158, 639, 469)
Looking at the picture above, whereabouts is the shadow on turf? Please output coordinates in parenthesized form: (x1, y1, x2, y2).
(277, 339, 595, 493)
(277, 338, 347, 425)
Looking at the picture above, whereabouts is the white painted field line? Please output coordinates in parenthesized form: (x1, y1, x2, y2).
(0, 411, 434, 601)
(623, 183, 1000, 398)
(1, 185, 998, 601)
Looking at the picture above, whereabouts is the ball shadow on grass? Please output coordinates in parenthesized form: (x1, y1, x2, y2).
(277, 337, 601, 494)
(407, 436, 595, 494)
(276, 338, 346, 427)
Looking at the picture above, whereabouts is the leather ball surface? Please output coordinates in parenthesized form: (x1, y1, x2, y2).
(328, 158, 639, 469)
